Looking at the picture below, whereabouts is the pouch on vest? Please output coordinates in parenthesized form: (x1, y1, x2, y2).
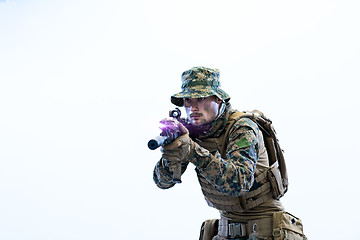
(272, 211, 307, 240)
(199, 219, 218, 240)
(268, 162, 286, 199)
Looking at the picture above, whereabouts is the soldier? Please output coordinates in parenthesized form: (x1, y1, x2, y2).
(153, 66, 306, 240)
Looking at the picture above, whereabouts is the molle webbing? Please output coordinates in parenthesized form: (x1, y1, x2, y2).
(198, 164, 279, 213)
(196, 110, 288, 212)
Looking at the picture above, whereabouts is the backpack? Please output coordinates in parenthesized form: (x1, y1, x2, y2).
(237, 110, 288, 198)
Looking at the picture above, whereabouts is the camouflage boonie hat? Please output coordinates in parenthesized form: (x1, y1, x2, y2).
(171, 66, 231, 107)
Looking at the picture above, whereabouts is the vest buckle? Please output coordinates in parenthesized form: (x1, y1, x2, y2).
(228, 222, 246, 238)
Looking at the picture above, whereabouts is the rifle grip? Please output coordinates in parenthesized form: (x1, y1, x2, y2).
(172, 163, 182, 183)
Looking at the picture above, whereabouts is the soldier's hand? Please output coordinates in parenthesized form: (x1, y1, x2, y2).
(162, 133, 194, 163)
(160, 118, 195, 173)
(159, 118, 188, 139)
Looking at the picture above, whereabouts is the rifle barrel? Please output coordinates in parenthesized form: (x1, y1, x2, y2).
(148, 135, 168, 150)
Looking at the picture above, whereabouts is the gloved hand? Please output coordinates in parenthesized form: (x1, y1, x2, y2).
(160, 119, 196, 170)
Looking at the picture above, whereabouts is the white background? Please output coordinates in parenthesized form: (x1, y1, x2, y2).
(1, 0, 359, 239)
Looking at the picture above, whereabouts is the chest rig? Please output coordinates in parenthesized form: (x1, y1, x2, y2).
(194, 110, 288, 213)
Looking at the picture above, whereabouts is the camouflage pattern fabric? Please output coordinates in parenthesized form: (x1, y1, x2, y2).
(171, 66, 231, 107)
(153, 104, 260, 197)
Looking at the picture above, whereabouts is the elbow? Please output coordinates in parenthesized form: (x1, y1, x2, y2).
(156, 181, 175, 189)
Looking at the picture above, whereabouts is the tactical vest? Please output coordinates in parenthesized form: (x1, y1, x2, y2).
(195, 110, 288, 213)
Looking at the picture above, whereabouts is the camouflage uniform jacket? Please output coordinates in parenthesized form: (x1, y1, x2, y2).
(153, 105, 283, 220)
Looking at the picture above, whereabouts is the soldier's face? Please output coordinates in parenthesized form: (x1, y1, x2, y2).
(183, 96, 223, 126)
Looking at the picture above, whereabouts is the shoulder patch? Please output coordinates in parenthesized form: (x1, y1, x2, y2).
(235, 137, 251, 149)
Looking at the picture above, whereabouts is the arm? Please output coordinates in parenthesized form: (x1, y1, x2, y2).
(153, 158, 189, 189)
(152, 119, 191, 188)
(189, 118, 260, 196)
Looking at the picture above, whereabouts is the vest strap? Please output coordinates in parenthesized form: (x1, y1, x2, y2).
(218, 217, 273, 238)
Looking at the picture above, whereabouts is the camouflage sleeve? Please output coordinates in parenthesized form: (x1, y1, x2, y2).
(153, 158, 189, 189)
(189, 118, 260, 196)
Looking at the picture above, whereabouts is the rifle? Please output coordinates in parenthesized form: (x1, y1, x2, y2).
(148, 108, 184, 183)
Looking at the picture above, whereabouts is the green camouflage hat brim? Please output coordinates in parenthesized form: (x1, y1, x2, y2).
(171, 85, 230, 107)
